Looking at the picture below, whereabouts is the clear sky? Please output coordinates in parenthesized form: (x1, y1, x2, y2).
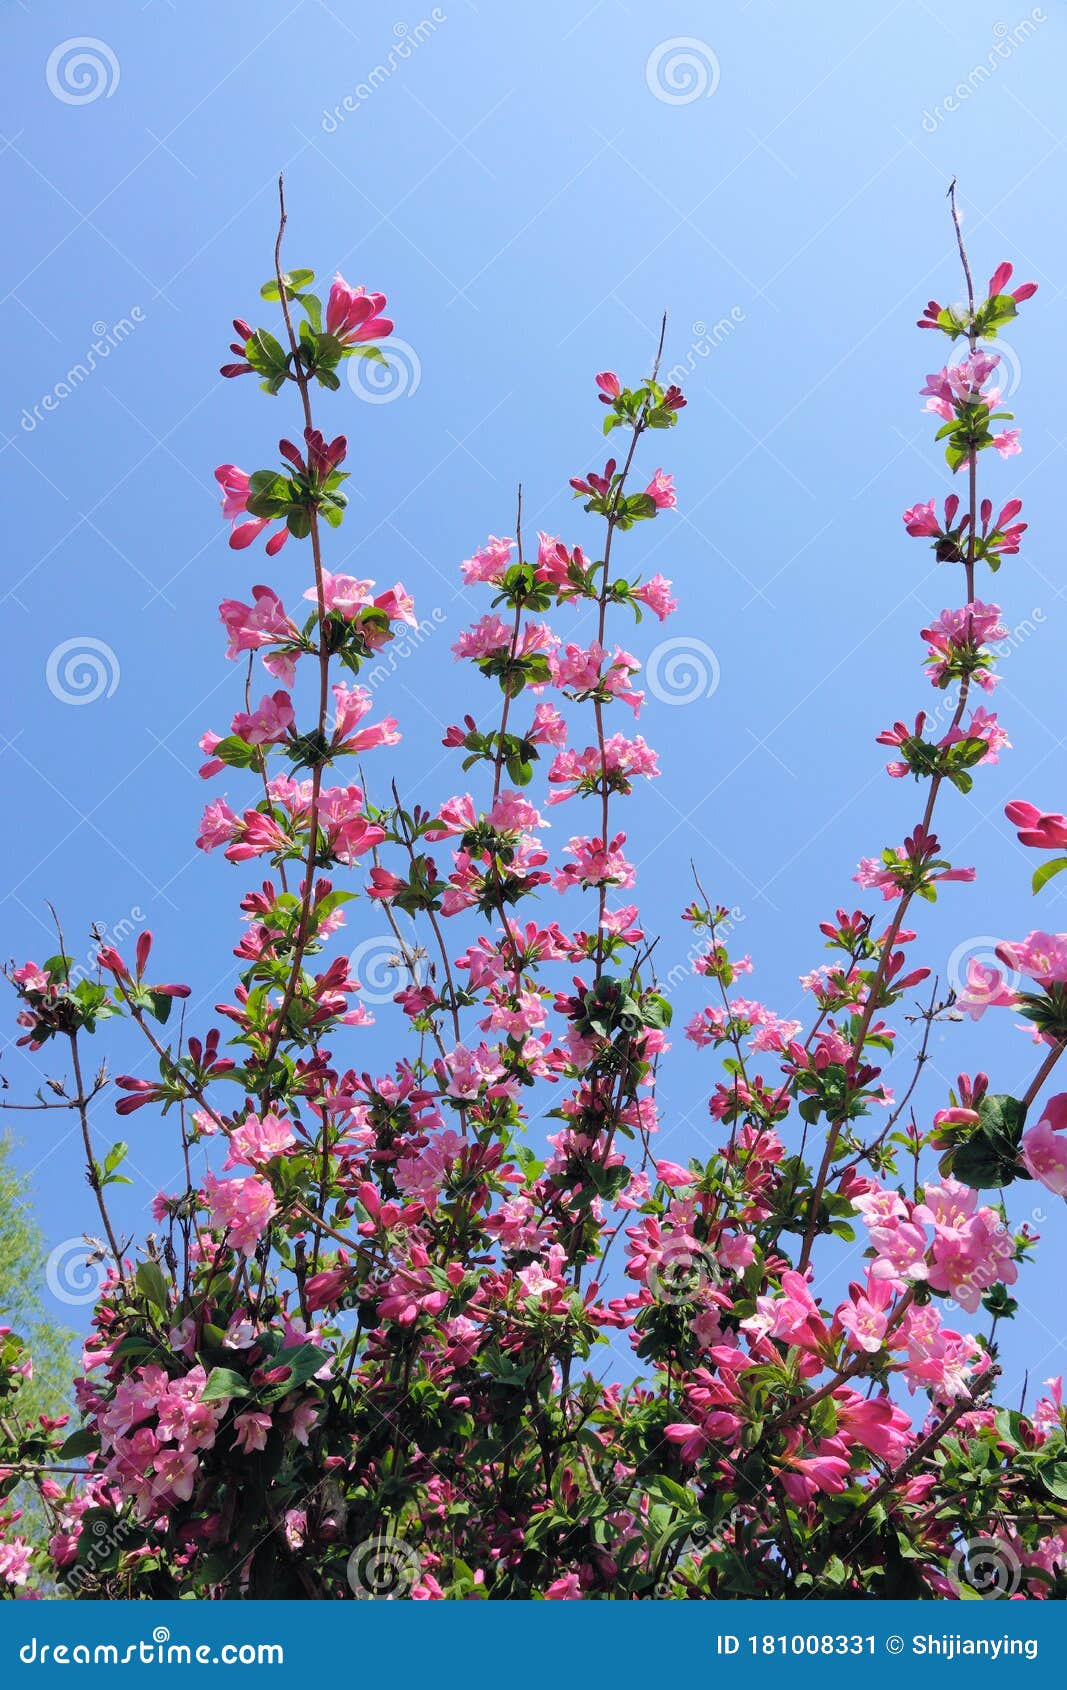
(3, 0, 1066, 1400)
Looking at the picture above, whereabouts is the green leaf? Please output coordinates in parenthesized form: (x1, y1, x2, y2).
(299, 293, 323, 333)
(248, 328, 288, 372)
(1038, 1457, 1067, 1501)
(993, 1407, 1024, 1448)
(949, 1092, 1027, 1189)
(260, 269, 315, 301)
(58, 1427, 100, 1460)
(640, 993, 672, 1030)
(201, 1366, 251, 1403)
(978, 1092, 1027, 1148)
(74, 1509, 124, 1569)
(312, 331, 345, 370)
(652, 1475, 694, 1508)
(254, 1344, 324, 1403)
(1033, 855, 1067, 895)
(103, 1140, 128, 1175)
(135, 1259, 169, 1311)
(210, 735, 261, 771)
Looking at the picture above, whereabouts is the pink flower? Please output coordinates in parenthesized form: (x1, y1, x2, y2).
(1021, 1097, 1067, 1196)
(220, 316, 253, 380)
(377, 1250, 449, 1326)
(313, 570, 373, 616)
(1021, 1119, 1067, 1195)
(461, 535, 514, 586)
(219, 585, 300, 685)
(289, 1401, 319, 1445)
(441, 1041, 508, 1101)
(547, 733, 659, 802)
(214, 465, 289, 556)
(903, 498, 941, 536)
(317, 785, 387, 864)
(373, 582, 417, 628)
(632, 574, 677, 621)
(529, 701, 568, 746)
(570, 458, 616, 500)
(644, 468, 676, 509)
(196, 797, 238, 853)
(553, 833, 635, 892)
(979, 497, 1026, 554)
(232, 1410, 272, 1454)
(0, 1539, 32, 1586)
(993, 428, 1021, 458)
(231, 690, 295, 748)
(833, 1391, 911, 1464)
(534, 532, 585, 592)
(915, 1179, 1018, 1314)
(654, 1159, 695, 1189)
(553, 642, 643, 714)
(780, 1444, 852, 1500)
(203, 1172, 277, 1256)
(987, 260, 1037, 304)
(330, 685, 400, 755)
(921, 601, 1007, 692)
(595, 371, 621, 402)
(367, 866, 405, 902)
(325, 274, 393, 345)
(545, 1571, 584, 1599)
(954, 958, 1018, 1020)
(304, 1266, 352, 1313)
(152, 1445, 198, 1501)
(995, 931, 1067, 988)
(425, 794, 478, 841)
(941, 704, 1010, 766)
(488, 790, 547, 833)
(223, 1111, 295, 1170)
(837, 1275, 893, 1354)
(854, 825, 974, 901)
(1006, 800, 1067, 851)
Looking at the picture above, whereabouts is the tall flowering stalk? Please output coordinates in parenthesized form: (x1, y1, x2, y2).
(3, 188, 1067, 1603)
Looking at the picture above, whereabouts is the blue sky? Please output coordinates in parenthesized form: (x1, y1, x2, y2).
(2, 0, 1066, 1399)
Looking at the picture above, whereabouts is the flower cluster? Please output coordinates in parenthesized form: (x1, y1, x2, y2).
(3, 203, 1066, 1604)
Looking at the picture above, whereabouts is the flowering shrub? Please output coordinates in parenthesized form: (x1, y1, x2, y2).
(3, 185, 1067, 1602)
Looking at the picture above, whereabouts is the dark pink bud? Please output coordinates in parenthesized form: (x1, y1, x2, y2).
(135, 931, 152, 979)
